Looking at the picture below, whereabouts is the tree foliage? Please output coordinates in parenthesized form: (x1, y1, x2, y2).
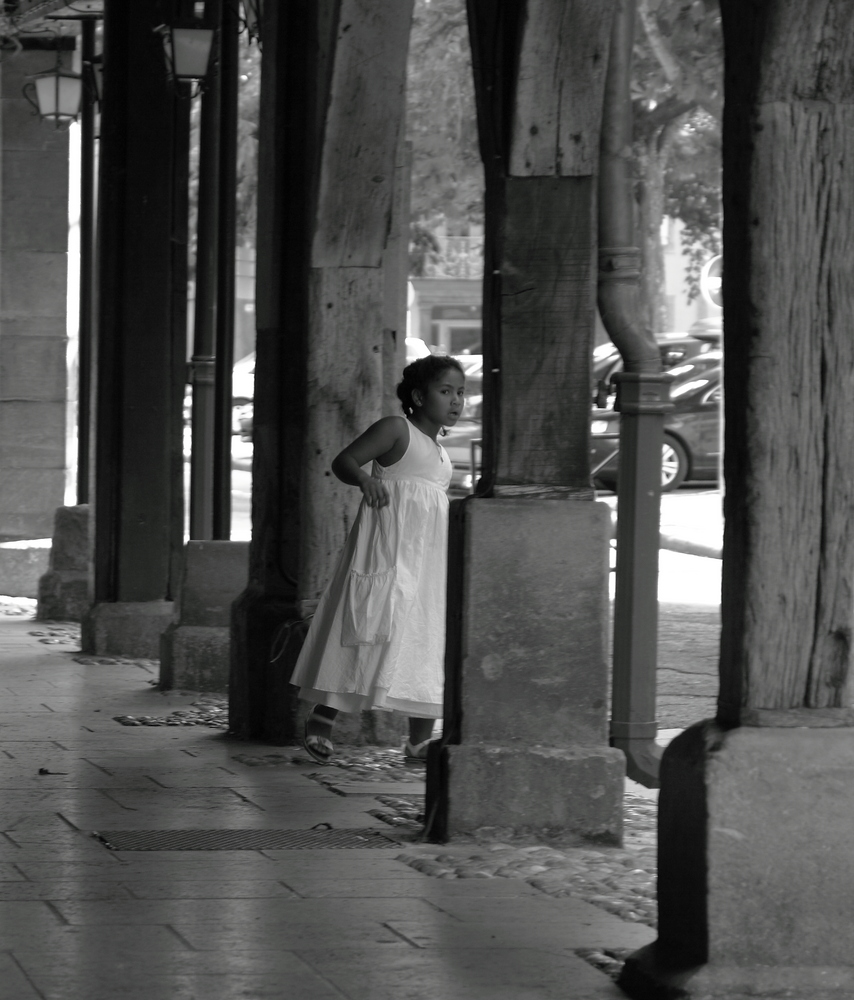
(664, 111, 721, 300)
(633, 0, 723, 317)
(188, 35, 260, 272)
(406, 0, 483, 236)
(404, 0, 723, 309)
(235, 41, 261, 248)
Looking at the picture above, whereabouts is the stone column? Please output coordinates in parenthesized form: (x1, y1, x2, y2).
(620, 4, 854, 997)
(229, 0, 414, 742)
(0, 40, 70, 543)
(81, 0, 187, 657)
(425, 0, 624, 841)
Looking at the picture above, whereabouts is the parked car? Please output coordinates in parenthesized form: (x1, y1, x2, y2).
(592, 330, 719, 403)
(591, 360, 722, 491)
(445, 346, 723, 494)
(232, 352, 255, 436)
(183, 351, 256, 436)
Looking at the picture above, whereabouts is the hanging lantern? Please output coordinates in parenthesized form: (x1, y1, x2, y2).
(23, 64, 83, 129)
(156, 22, 215, 87)
(241, 0, 262, 44)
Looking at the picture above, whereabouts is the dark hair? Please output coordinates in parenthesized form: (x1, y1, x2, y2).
(396, 354, 465, 417)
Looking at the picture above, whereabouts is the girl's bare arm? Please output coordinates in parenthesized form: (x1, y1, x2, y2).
(331, 416, 407, 507)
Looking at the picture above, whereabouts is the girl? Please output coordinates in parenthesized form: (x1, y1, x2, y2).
(291, 354, 466, 763)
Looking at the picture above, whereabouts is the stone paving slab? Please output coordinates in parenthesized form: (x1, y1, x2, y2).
(386, 913, 653, 953)
(331, 780, 426, 796)
(295, 945, 630, 1000)
(50, 895, 453, 926)
(0, 881, 137, 900)
(120, 879, 300, 899)
(280, 876, 545, 898)
(0, 952, 41, 1000)
(13, 858, 294, 880)
(12, 949, 360, 1000)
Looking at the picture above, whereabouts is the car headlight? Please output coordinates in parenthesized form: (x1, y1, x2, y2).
(591, 420, 612, 435)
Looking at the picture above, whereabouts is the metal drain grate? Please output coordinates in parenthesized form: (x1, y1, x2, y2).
(92, 828, 401, 851)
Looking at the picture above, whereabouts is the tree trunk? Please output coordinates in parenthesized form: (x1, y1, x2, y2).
(636, 129, 672, 335)
(719, 0, 854, 723)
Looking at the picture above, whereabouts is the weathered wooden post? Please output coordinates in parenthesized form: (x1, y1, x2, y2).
(229, 0, 414, 741)
(621, 3, 854, 997)
(426, 0, 625, 842)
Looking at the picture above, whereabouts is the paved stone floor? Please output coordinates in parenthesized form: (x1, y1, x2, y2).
(0, 612, 660, 1000)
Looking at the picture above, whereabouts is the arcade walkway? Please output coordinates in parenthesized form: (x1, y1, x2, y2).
(0, 614, 654, 1000)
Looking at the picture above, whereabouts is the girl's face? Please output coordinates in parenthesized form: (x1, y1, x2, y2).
(414, 367, 466, 426)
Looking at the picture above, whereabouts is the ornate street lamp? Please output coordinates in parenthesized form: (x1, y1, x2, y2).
(241, 0, 262, 44)
(155, 21, 215, 93)
(23, 58, 83, 129)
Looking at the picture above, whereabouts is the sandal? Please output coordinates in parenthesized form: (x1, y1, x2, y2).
(303, 707, 334, 765)
(403, 738, 433, 761)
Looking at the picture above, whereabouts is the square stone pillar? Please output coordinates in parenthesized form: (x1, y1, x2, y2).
(427, 497, 625, 841)
(621, 722, 854, 998)
(0, 41, 70, 541)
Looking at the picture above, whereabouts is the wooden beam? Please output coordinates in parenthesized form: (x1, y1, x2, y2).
(510, 0, 612, 177)
(467, 0, 614, 491)
(312, 0, 413, 268)
(719, 0, 854, 720)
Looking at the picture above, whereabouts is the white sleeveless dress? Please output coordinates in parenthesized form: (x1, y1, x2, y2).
(291, 419, 452, 718)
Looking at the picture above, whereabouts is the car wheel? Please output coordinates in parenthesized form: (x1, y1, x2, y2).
(661, 435, 688, 492)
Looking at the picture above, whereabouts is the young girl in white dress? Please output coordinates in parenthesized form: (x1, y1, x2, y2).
(290, 355, 466, 763)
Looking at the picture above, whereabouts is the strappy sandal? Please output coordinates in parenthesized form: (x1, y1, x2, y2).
(303, 707, 334, 765)
(403, 738, 433, 761)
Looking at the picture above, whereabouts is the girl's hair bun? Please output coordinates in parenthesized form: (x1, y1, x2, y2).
(396, 354, 465, 416)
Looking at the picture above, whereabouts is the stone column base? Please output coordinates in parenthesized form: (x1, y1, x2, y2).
(429, 743, 624, 842)
(160, 624, 230, 692)
(82, 601, 175, 659)
(622, 947, 854, 999)
(619, 722, 854, 999)
(426, 497, 622, 842)
(37, 504, 90, 620)
(37, 571, 88, 620)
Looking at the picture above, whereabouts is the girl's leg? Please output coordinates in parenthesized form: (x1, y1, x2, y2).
(303, 704, 338, 764)
(407, 717, 434, 746)
(405, 718, 436, 759)
(306, 704, 338, 738)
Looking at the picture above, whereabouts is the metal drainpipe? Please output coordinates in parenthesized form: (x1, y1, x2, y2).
(598, 0, 673, 787)
(189, 0, 224, 540)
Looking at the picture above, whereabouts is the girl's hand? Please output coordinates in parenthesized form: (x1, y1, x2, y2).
(359, 475, 390, 509)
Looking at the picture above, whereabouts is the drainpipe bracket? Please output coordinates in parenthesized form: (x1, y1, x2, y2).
(613, 371, 674, 415)
(610, 736, 662, 789)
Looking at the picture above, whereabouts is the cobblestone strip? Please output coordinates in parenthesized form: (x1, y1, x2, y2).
(394, 795, 657, 928)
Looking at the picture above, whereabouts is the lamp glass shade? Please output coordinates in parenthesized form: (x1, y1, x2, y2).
(166, 26, 214, 80)
(33, 72, 82, 122)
